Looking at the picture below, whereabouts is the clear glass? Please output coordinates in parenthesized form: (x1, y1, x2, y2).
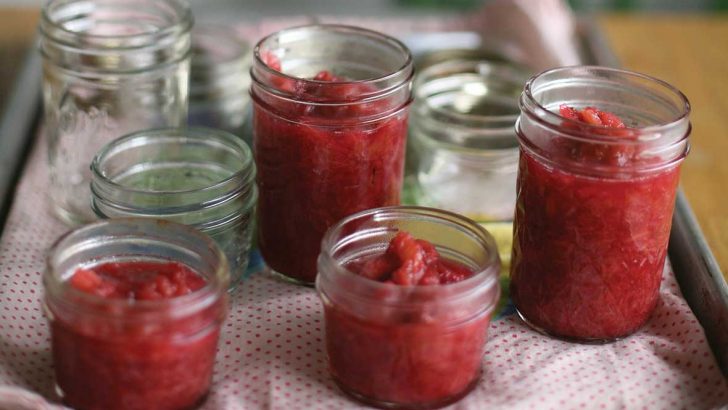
(188, 24, 252, 140)
(251, 24, 414, 284)
(40, 0, 192, 225)
(316, 206, 501, 409)
(43, 218, 229, 410)
(90, 127, 257, 289)
(409, 60, 529, 222)
(512, 66, 691, 342)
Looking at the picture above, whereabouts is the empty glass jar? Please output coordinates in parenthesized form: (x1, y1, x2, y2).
(188, 24, 252, 140)
(40, 0, 192, 224)
(90, 127, 257, 289)
(409, 60, 529, 222)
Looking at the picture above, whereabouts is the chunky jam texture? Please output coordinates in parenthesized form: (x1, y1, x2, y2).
(52, 261, 220, 410)
(511, 106, 680, 340)
(347, 231, 473, 285)
(69, 261, 206, 300)
(325, 232, 488, 408)
(254, 55, 407, 282)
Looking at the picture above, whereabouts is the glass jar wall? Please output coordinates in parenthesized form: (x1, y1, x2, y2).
(40, 0, 192, 225)
(44, 219, 229, 410)
(316, 206, 500, 408)
(511, 66, 691, 341)
(409, 60, 529, 222)
(188, 24, 251, 140)
(250, 24, 414, 284)
(91, 127, 257, 289)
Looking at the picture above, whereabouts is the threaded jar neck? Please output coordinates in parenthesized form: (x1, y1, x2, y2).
(517, 66, 691, 177)
(90, 127, 256, 229)
(40, 0, 192, 74)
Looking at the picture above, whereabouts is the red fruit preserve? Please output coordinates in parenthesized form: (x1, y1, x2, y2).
(316, 207, 500, 409)
(512, 67, 691, 341)
(44, 220, 229, 410)
(251, 25, 413, 283)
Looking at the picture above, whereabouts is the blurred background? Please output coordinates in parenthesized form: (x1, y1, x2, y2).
(0, 0, 726, 16)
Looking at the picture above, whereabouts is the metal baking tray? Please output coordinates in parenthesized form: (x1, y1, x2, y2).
(0, 19, 725, 376)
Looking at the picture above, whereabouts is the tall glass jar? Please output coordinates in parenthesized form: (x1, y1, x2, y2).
(316, 206, 500, 409)
(188, 24, 251, 140)
(40, 0, 192, 225)
(90, 127, 257, 289)
(409, 59, 529, 222)
(251, 24, 414, 284)
(512, 66, 691, 341)
(44, 219, 229, 410)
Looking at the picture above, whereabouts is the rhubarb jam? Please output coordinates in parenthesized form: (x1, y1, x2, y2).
(44, 219, 229, 410)
(512, 67, 690, 341)
(316, 207, 500, 409)
(251, 25, 413, 283)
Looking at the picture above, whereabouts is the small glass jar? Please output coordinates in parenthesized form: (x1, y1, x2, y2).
(40, 0, 192, 225)
(91, 127, 257, 289)
(44, 218, 229, 410)
(409, 60, 529, 222)
(512, 66, 691, 341)
(251, 24, 414, 284)
(188, 24, 252, 140)
(316, 206, 501, 409)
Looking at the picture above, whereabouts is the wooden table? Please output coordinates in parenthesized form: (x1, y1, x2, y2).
(0, 9, 726, 280)
(599, 15, 728, 281)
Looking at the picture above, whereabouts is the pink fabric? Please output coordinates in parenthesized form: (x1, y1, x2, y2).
(1, 129, 726, 410)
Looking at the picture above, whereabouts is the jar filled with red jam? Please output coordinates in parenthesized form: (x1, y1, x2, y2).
(512, 66, 691, 342)
(43, 219, 229, 410)
(316, 206, 501, 409)
(251, 25, 414, 284)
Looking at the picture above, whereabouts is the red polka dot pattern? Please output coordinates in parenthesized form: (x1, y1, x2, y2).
(2, 18, 728, 408)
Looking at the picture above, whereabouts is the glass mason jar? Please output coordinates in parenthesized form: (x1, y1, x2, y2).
(316, 206, 501, 409)
(409, 59, 529, 222)
(512, 66, 691, 342)
(43, 218, 229, 410)
(251, 24, 414, 284)
(39, 0, 192, 225)
(90, 127, 257, 289)
(188, 24, 252, 140)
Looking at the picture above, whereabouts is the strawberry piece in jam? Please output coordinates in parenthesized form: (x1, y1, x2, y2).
(68, 261, 206, 300)
(559, 104, 625, 128)
(347, 231, 474, 286)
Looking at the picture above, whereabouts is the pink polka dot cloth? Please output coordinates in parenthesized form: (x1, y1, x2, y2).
(1, 134, 727, 410)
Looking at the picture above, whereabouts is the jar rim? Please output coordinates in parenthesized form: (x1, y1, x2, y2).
(522, 65, 691, 142)
(415, 59, 530, 126)
(252, 24, 413, 96)
(191, 23, 250, 70)
(44, 218, 228, 318)
(91, 127, 255, 199)
(40, 0, 193, 47)
(316, 206, 501, 309)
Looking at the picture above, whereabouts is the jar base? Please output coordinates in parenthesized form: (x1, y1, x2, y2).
(515, 308, 628, 344)
(49, 202, 95, 227)
(263, 264, 315, 287)
(332, 371, 481, 410)
(56, 382, 211, 410)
